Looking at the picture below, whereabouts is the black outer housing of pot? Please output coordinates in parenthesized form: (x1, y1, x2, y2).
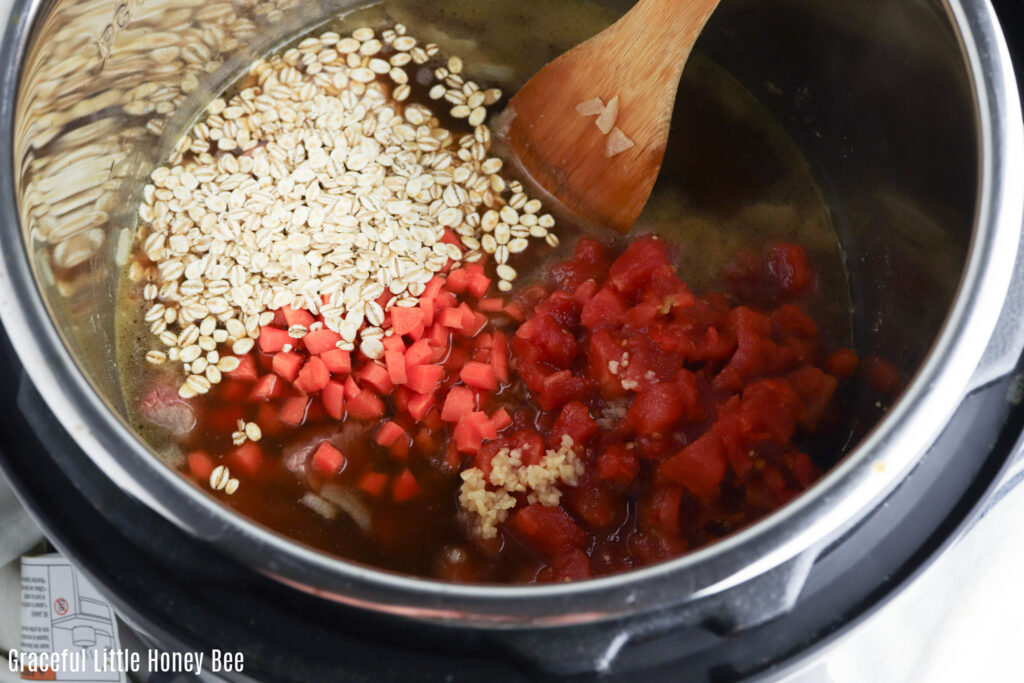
(3, 1, 1024, 681)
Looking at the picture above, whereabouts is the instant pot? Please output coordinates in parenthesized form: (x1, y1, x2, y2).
(2, 0, 1024, 679)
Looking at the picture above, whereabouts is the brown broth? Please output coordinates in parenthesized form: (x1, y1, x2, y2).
(115, 0, 850, 579)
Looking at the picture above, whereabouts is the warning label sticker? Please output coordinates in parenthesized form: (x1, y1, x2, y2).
(17, 555, 124, 682)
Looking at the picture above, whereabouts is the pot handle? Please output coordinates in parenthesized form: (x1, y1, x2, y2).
(494, 550, 819, 676)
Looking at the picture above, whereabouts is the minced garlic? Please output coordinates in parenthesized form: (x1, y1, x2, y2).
(458, 435, 583, 539)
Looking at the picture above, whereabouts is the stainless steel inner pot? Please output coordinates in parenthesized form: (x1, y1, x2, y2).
(1, 0, 1021, 653)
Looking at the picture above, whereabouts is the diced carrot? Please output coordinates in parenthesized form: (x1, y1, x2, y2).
(457, 303, 486, 336)
(279, 396, 311, 427)
(440, 307, 464, 329)
(322, 380, 346, 420)
(423, 276, 446, 300)
(465, 410, 498, 440)
(382, 335, 406, 353)
(312, 442, 346, 477)
(407, 323, 425, 340)
(441, 227, 462, 247)
(358, 471, 389, 497)
(461, 361, 497, 391)
(442, 386, 475, 423)
(304, 329, 343, 355)
(422, 405, 443, 431)
(226, 354, 259, 382)
(406, 364, 445, 394)
(475, 333, 494, 350)
(344, 375, 361, 400)
(347, 390, 385, 421)
(228, 442, 263, 477)
(392, 469, 420, 502)
(207, 405, 246, 433)
(491, 331, 509, 384)
(359, 362, 394, 395)
(467, 272, 491, 298)
(428, 323, 450, 349)
(394, 386, 414, 414)
(258, 326, 292, 354)
(407, 392, 436, 421)
(256, 403, 286, 437)
(375, 290, 394, 310)
(187, 451, 214, 479)
(452, 416, 482, 454)
(446, 439, 463, 469)
(405, 339, 432, 367)
(435, 290, 458, 308)
(420, 296, 435, 326)
(478, 298, 504, 313)
(272, 351, 304, 382)
(249, 374, 283, 402)
(272, 309, 288, 327)
(446, 267, 470, 294)
(389, 439, 410, 461)
(504, 302, 526, 322)
(385, 350, 408, 385)
(282, 305, 316, 329)
(490, 407, 512, 432)
(375, 421, 407, 447)
(320, 348, 352, 375)
(296, 356, 330, 393)
(391, 307, 424, 336)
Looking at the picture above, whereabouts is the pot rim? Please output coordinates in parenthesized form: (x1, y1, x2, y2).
(0, 0, 1020, 627)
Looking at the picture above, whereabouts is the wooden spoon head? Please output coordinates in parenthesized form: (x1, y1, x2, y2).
(505, 56, 666, 235)
(504, 0, 721, 234)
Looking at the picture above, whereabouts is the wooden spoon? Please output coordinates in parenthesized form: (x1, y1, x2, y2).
(503, 0, 722, 234)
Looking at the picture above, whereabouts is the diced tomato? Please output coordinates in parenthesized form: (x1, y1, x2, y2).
(766, 243, 814, 295)
(258, 326, 292, 354)
(312, 442, 346, 477)
(279, 396, 311, 427)
(406, 364, 445, 394)
(295, 356, 330, 393)
(538, 371, 594, 411)
(392, 469, 420, 502)
(825, 348, 859, 379)
(581, 286, 630, 329)
(303, 329, 343, 355)
(661, 431, 727, 498)
(550, 401, 598, 447)
(321, 380, 346, 420)
(509, 504, 587, 557)
(627, 381, 685, 434)
(597, 445, 638, 483)
(862, 355, 902, 396)
(320, 348, 352, 375)
(228, 442, 263, 477)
